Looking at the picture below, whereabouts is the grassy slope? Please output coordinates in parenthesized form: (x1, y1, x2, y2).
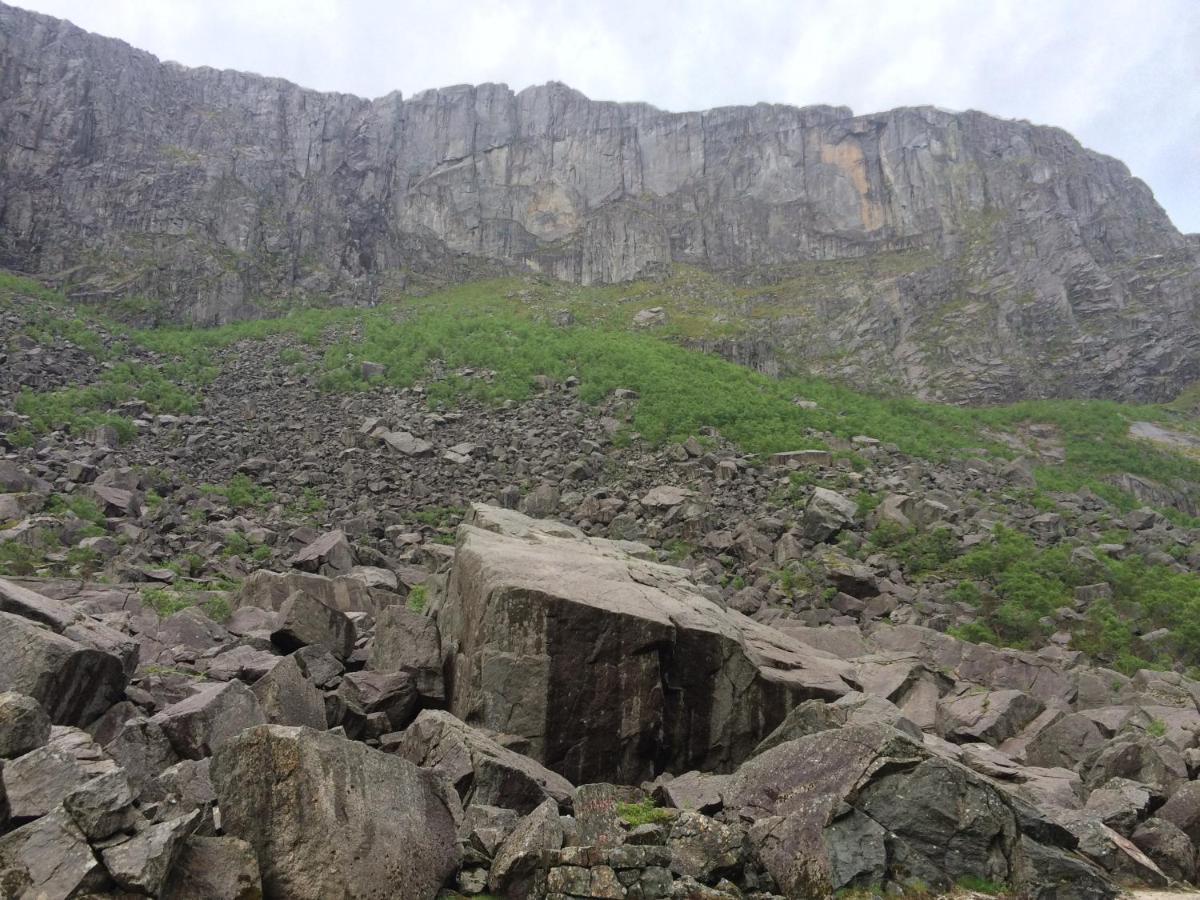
(7, 271, 1200, 506)
(7, 272, 1200, 672)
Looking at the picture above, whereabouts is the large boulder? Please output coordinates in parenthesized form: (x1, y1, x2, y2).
(4, 727, 118, 822)
(488, 797, 564, 898)
(0, 611, 127, 725)
(936, 688, 1045, 745)
(369, 604, 444, 704)
(251, 655, 326, 729)
(161, 835, 263, 900)
(0, 691, 52, 758)
(151, 681, 267, 760)
(235, 569, 395, 617)
(211, 725, 461, 900)
(101, 810, 199, 895)
(0, 578, 138, 673)
(867, 623, 1076, 707)
(287, 529, 355, 576)
(0, 807, 108, 898)
(270, 590, 355, 660)
(801, 488, 858, 542)
(395, 710, 573, 813)
(722, 723, 1113, 898)
(440, 505, 854, 784)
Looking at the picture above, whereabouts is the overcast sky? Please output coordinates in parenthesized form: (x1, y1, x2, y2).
(18, 0, 1200, 233)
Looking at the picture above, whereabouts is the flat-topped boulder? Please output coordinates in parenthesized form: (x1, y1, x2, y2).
(439, 504, 854, 785)
(235, 568, 398, 617)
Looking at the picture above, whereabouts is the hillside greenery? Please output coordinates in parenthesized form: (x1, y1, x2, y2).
(6, 270, 1200, 670)
(5, 272, 1200, 509)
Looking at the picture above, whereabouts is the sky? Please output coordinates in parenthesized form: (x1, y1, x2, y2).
(17, 0, 1200, 233)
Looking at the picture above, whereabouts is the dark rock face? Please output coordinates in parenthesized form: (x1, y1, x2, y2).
(2, 3, 1198, 401)
(210, 724, 462, 900)
(439, 504, 854, 784)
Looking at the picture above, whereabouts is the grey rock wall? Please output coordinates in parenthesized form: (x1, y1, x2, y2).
(1, 2, 1197, 401)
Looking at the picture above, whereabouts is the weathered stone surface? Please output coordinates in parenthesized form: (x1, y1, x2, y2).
(270, 590, 355, 659)
(4, 727, 117, 821)
(236, 569, 389, 616)
(287, 529, 355, 576)
(802, 488, 857, 542)
(1081, 735, 1189, 795)
(723, 723, 1108, 897)
(368, 604, 444, 704)
(652, 771, 728, 814)
(1156, 780, 1200, 844)
(0, 611, 127, 726)
(440, 505, 853, 784)
(936, 688, 1045, 745)
(101, 811, 199, 895)
(395, 709, 573, 814)
(211, 725, 461, 900)
(0, 807, 107, 899)
(666, 810, 746, 882)
(151, 681, 267, 760)
(489, 797, 564, 898)
(161, 836, 263, 900)
(250, 655, 325, 729)
(0, 691, 52, 759)
(1025, 712, 1107, 770)
(1131, 818, 1197, 883)
(101, 715, 180, 800)
(62, 769, 138, 840)
(334, 670, 417, 738)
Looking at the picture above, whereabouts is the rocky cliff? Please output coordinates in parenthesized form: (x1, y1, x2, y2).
(1, 1, 1198, 402)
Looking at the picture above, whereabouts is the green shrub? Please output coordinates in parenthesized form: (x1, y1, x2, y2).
(615, 798, 674, 827)
(201, 475, 274, 511)
(406, 584, 429, 613)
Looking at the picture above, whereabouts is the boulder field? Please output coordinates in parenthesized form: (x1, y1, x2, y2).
(4, 504, 1200, 897)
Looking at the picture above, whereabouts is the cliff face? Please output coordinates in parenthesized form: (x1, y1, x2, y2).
(1, 2, 1198, 402)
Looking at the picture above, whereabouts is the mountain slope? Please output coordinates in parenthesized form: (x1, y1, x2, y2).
(1, 1, 1198, 402)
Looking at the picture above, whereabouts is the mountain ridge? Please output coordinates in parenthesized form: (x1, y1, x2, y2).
(1, 0, 1198, 404)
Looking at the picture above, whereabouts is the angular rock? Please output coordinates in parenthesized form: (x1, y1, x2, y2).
(1131, 817, 1197, 883)
(0, 691, 52, 759)
(334, 670, 417, 738)
(1025, 712, 1106, 770)
(0, 611, 126, 726)
(395, 710, 573, 814)
(936, 688, 1045, 745)
(667, 810, 747, 882)
(101, 810, 199, 895)
(211, 725, 461, 900)
(4, 727, 117, 822)
(440, 505, 853, 784)
(151, 681, 267, 760)
(161, 835, 263, 900)
(802, 488, 857, 542)
(368, 604, 444, 704)
(287, 529, 355, 576)
(251, 655, 326, 729)
(62, 769, 139, 840)
(236, 568, 386, 616)
(724, 723, 1108, 897)
(270, 590, 355, 659)
(1156, 779, 1200, 844)
(0, 807, 106, 899)
(652, 771, 728, 814)
(488, 797, 564, 898)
